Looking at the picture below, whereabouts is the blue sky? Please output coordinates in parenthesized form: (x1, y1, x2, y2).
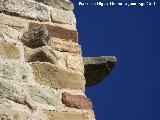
(73, 0, 160, 120)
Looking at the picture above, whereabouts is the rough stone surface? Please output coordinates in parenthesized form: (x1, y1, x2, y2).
(0, 0, 50, 22)
(0, 79, 25, 104)
(62, 92, 93, 110)
(24, 46, 84, 73)
(50, 38, 81, 54)
(0, 98, 48, 120)
(0, 13, 29, 31)
(0, 58, 33, 82)
(30, 62, 86, 90)
(84, 56, 117, 87)
(21, 24, 50, 48)
(0, 37, 24, 60)
(26, 85, 59, 106)
(51, 8, 76, 25)
(43, 110, 93, 120)
(34, 0, 74, 11)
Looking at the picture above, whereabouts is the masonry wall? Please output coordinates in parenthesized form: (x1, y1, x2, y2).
(0, 0, 96, 119)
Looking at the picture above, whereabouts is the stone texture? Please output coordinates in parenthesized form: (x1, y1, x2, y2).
(21, 24, 50, 48)
(0, 79, 25, 104)
(50, 38, 81, 54)
(0, 58, 32, 82)
(24, 46, 84, 73)
(0, 37, 24, 60)
(29, 22, 78, 42)
(84, 56, 117, 87)
(0, 0, 50, 22)
(51, 8, 76, 25)
(0, 13, 29, 31)
(26, 85, 59, 106)
(0, 24, 23, 40)
(30, 62, 85, 90)
(0, 98, 48, 120)
(62, 92, 93, 110)
(34, 0, 74, 11)
(43, 110, 93, 120)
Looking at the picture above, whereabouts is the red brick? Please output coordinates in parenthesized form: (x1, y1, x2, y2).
(62, 92, 93, 110)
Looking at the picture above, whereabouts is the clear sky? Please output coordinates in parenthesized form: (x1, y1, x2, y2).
(73, 0, 160, 120)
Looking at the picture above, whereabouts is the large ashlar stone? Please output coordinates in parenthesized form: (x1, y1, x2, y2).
(30, 62, 86, 90)
(0, 0, 50, 22)
(34, 0, 74, 11)
(26, 84, 59, 106)
(0, 37, 24, 60)
(24, 46, 84, 73)
(0, 58, 33, 82)
(62, 92, 93, 110)
(84, 56, 117, 87)
(43, 110, 95, 120)
(0, 98, 48, 120)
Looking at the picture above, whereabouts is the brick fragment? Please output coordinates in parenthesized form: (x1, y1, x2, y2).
(62, 92, 93, 110)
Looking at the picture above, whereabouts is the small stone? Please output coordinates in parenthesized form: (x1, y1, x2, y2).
(21, 25, 50, 48)
(62, 92, 93, 110)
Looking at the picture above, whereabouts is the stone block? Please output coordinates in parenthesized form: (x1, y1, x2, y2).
(0, 98, 48, 120)
(0, 0, 50, 21)
(34, 0, 74, 11)
(84, 56, 117, 87)
(62, 92, 93, 110)
(26, 85, 59, 106)
(43, 110, 94, 120)
(0, 79, 25, 104)
(0, 58, 32, 82)
(49, 38, 81, 54)
(30, 62, 85, 90)
(0, 37, 24, 60)
(51, 8, 76, 25)
(29, 22, 78, 43)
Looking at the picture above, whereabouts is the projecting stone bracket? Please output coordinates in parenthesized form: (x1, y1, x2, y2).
(83, 56, 117, 87)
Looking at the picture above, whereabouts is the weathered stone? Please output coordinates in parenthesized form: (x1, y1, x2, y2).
(24, 46, 84, 73)
(0, 58, 32, 82)
(0, 0, 50, 21)
(30, 62, 85, 90)
(34, 0, 74, 11)
(0, 79, 25, 104)
(0, 13, 29, 31)
(29, 22, 78, 42)
(84, 56, 117, 87)
(43, 110, 95, 120)
(62, 92, 93, 110)
(0, 24, 23, 40)
(50, 38, 81, 54)
(0, 37, 24, 60)
(21, 24, 50, 48)
(26, 85, 59, 106)
(0, 98, 48, 120)
(51, 8, 76, 25)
